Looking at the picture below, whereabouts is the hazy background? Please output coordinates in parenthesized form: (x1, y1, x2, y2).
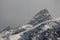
(0, 0, 60, 28)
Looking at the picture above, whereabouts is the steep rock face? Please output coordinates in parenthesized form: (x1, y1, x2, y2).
(28, 9, 52, 26)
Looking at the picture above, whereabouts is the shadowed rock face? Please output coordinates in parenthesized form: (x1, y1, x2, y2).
(28, 9, 52, 26)
(0, 26, 11, 33)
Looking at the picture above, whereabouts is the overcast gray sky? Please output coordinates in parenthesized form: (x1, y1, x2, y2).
(0, 0, 60, 27)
